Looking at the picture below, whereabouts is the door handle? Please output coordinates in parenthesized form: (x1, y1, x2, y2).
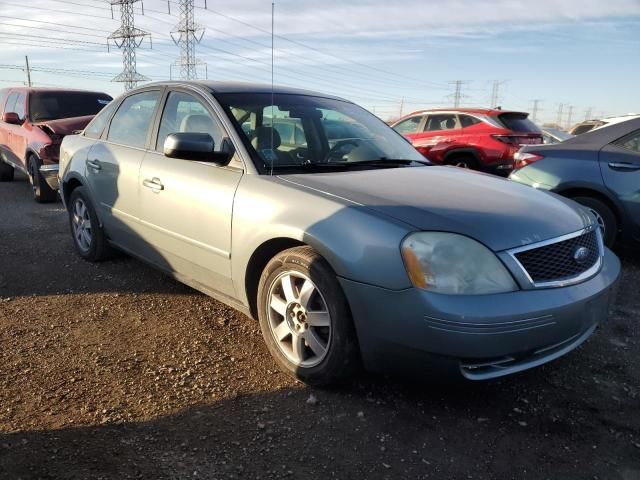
(87, 159, 101, 171)
(143, 177, 164, 192)
(608, 162, 640, 172)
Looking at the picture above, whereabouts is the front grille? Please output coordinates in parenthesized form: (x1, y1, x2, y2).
(514, 230, 600, 284)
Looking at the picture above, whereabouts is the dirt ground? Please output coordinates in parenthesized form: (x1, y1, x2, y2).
(1, 173, 639, 480)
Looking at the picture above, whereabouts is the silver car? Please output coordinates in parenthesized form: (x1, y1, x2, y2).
(58, 81, 620, 385)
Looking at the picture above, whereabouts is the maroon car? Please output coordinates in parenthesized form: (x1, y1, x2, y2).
(391, 108, 543, 176)
(0, 87, 112, 202)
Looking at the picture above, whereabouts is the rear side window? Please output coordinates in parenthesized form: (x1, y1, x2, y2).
(107, 91, 160, 149)
(425, 114, 459, 131)
(614, 130, 640, 154)
(458, 114, 481, 128)
(84, 100, 117, 139)
(393, 115, 423, 134)
(498, 113, 541, 133)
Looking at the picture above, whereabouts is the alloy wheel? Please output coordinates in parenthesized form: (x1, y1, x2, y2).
(266, 271, 332, 368)
(72, 198, 92, 253)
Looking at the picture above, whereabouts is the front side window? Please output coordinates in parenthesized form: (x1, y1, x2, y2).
(425, 114, 459, 132)
(13, 93, 26, 121)
(393, 115, 423, 134)
(29, 91, 112, 122)
(3, 92, 18, 118)
(107, 91, 160, 149)
(157, 91, 224, 151)
(84, 100, 117, 139)
(218, 92, 426, 171)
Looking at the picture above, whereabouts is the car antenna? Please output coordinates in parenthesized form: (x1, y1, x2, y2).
(270, 2, 275, 176)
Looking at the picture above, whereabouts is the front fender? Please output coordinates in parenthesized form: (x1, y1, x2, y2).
(230, 175, 414, 306)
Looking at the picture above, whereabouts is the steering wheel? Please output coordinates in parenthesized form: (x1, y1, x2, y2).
(323, 139, 361, 163)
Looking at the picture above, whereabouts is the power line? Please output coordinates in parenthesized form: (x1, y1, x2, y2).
(448, 80, 469, 108)
(490, 80, 507, 108)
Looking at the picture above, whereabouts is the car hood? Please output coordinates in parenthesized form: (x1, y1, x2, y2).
(281, 166, 592, 252)
(33, 115, 94, 136)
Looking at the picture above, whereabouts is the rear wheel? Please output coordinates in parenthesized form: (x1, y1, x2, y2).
(257, 246, 359, 386)
(446, 155, 477, 170)
(28, 155, 56, 203)
(0, 162, 14, 181)
(68, 186, 111, 262)
(571, 195, 618, 247)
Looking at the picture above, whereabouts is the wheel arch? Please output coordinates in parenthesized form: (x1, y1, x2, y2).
(61, 174, 86, 209)
(443, 148, 482, 165)
(556, 185, 622, 226)
(244, 237, 307, 319)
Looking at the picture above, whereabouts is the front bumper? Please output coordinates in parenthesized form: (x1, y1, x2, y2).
(340, 248, 620, 380)
(39, 164, 59, 191)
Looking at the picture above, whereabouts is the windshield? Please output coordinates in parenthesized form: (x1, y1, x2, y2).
(29, 91, 113, 122)
(216, 92, 427, 172)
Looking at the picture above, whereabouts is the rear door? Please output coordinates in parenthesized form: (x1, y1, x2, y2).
(415, 113, 461, 160)
(85, 88, 163, 250)
(600, 129, 640, 230)
(137, 88, 242, 295)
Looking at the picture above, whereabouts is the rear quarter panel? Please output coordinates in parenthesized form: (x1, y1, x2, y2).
(59, 134, 95, 201)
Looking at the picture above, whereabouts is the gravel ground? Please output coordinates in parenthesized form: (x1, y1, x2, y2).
(0, 173, 639, 480)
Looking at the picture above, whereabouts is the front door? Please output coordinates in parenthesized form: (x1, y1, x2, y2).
(600, 129, 640, 232)
(138, 90, 242, 296)
(85, 89, 162, 250)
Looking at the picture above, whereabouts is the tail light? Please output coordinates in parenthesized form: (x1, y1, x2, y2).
(513, 151, 544, 170)
(492, 134, 543, 146)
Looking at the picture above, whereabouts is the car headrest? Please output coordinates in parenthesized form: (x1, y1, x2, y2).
(445, 118, 456, 129)
(251, 126, 281, 150)
(180, 114, 215, 134)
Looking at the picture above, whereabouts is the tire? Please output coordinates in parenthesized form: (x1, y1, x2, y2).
(0, 162, 14, 182)
(28, 155, 57, 203)
(68, 186, 111, 262)
(571, 195, 618, 248)
(257, 246, 359, 386)
(446, 155, 477, 170)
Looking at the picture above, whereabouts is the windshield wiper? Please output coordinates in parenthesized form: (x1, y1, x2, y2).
(339, 158, 431, 167)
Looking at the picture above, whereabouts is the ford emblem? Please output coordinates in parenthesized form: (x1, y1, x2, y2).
(573, 247, 590, 265)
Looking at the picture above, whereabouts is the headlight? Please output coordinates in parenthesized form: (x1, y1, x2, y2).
(401, 232, 517, 295)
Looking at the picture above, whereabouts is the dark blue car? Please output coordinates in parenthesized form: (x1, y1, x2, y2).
(511, 118, 640, 247)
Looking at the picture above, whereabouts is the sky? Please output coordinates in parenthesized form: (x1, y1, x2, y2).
(0, 0, 639, 126)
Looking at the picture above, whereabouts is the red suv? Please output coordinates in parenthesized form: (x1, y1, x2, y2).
(391, 108, 543, 176)
(0, 87, 112, 202)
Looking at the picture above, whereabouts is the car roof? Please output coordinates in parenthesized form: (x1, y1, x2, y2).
(401, 108, 526, 116)
(142, 80, 349, 102)
(545, 117, 640, 148)
(0, 86, 111, 95)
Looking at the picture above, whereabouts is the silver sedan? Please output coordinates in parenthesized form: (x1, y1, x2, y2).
(58, 81, 620, 385)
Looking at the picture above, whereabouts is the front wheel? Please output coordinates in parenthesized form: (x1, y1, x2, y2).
(571, 196, 618, 248)
(68, 186, 111, 262)
(257, 246, 359, 386)
(28, 155, 56, 203)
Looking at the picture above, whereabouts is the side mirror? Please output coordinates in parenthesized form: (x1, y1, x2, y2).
(163, 132, 232, 164)
(2, 112, 22, 125)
